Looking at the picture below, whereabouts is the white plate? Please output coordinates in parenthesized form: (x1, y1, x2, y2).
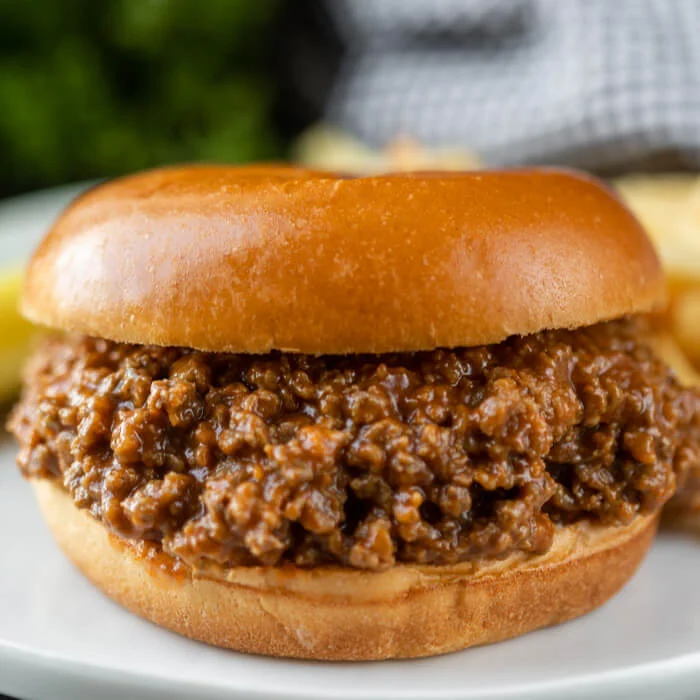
(0, 183, 91, 265)
(2, 186, 700, 700)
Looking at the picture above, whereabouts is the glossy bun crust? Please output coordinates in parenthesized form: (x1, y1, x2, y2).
(22, 165, 663, 353)
(35, 480, 657, 661)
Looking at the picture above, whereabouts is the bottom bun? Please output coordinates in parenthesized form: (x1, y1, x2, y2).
(34, 480, 657, 661)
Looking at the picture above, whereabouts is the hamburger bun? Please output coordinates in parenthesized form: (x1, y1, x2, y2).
(22, 165, 663, 354)
(34, 479, 658, 661)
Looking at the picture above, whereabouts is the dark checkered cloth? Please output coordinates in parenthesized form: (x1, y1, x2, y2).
(324, 0, 700, 172)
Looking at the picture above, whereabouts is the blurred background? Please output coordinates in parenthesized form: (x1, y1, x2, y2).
(0, 0, 286, 197)
(5, 0, 700, 198)
(2, 0, 700, 401)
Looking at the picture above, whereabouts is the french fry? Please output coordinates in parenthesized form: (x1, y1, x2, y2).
(0, 266, 36, 402)
(615, 173, 700, 366)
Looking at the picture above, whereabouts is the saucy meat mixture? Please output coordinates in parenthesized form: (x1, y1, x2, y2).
(9, 320, 700, 571)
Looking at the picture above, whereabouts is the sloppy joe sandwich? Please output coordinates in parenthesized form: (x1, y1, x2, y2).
(8, 165, 699, 660)
(614, 174, 700, 531)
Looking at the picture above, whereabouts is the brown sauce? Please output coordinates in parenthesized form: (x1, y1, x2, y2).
(9, 320, 699, 571)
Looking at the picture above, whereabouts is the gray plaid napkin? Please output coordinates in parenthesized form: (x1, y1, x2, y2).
(324, 0, 700, 172)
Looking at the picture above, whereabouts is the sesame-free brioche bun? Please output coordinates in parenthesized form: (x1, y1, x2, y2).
(22, 165, 663, 354)
(34, 479, 657, 661)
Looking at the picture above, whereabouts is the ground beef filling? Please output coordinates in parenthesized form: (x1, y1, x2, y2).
(9, 321, 699, 571)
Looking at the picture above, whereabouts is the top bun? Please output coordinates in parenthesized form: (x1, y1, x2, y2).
(22, 165, 663, 354)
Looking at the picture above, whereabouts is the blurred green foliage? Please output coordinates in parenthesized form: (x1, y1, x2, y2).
(0, 0, 283, 196)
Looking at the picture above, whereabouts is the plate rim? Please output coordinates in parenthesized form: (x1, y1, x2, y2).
(3, 636, 700, 700)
